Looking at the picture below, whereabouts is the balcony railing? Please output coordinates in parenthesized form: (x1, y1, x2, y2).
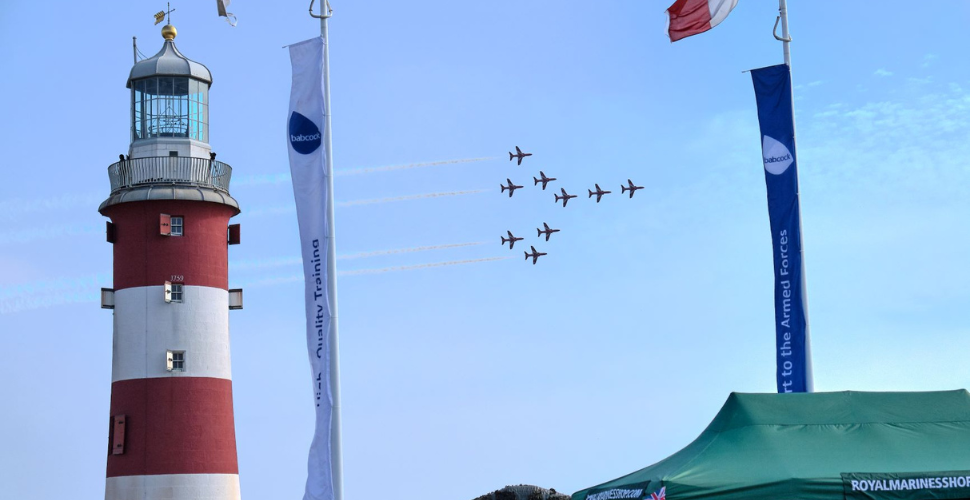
(107, 157, 232, 194)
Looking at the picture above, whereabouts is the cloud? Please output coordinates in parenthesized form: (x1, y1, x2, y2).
(796, 80, 825, 90)
(796, 78, 970, 203)
(922, 53, 940, 68)
(873, 68, 893, 77)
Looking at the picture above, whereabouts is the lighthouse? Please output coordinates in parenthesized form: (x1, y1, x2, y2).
(99, 22, 243, 500)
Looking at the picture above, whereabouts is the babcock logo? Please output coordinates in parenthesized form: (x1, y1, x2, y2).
(762, 135, 794, 175)
(289, 112, 322, 155)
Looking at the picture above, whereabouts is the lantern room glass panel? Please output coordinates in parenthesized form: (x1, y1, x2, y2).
(131, 76, 208, 143)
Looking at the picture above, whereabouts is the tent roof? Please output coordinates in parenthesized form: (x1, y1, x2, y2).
(573, 390, 970, 500)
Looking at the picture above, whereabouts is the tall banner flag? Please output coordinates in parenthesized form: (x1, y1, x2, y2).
(751, 64, 812, 393)
(288, 37, 336, 500)
(665, 0, 738, 42)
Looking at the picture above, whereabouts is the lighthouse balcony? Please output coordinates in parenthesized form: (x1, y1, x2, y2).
(108, 156, 232, 193)
(100, 156, 239, 214)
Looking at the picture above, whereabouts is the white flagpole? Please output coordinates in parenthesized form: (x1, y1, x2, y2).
(776, 0, 814, 391)
(311, 0, 344, 497)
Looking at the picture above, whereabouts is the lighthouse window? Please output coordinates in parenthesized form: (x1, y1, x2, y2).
(132, 77, 208, 142)
(170, 283, 184, 302)
(170, 217, 183, 236)
(172, 351, 184, 371)
(167, 350, 185, 372)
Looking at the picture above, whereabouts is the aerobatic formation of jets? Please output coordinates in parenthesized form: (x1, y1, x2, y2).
(499, 146, 646, 264)
(501, 146, 643, 204)
(500, 222, 557, 264)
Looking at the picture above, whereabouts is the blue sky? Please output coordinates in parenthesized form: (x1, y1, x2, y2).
(2, 1, 970, 499)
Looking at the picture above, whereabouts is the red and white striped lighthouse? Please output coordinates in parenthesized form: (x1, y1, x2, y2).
(99, 22, 242, 500)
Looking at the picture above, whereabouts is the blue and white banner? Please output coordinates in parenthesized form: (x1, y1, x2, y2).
(288, 37, 336, 500)
(751, 64, 813, 394)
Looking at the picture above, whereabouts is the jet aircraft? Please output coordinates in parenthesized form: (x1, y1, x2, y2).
(621, 179, 644, 198)
(524, 246, 547, 265)
(509, 146, 533, 165)
(501, 231, 524, 249)
(501, 178, 523, 197)
(537, 222, 560, 242)
(554, 187, 577, 207)
(533, 171, 556, 190)
(588, 184, 612, 203)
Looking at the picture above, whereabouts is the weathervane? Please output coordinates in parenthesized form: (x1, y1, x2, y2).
(154, 3, 175, 25)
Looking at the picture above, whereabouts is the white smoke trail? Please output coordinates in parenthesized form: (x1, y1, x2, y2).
(339, 256, 513, 276)
(0, 290, 101, 315)
(0, 224, 103, 246)
(0, 157, 494, 219)
(0, 194, 104, 221)
(1, 253, 511, 314)
(0, 273, 110, 315)
(246, 189, 485, 216)
(244, 205, 295, 217)
(238, 256, 510, 287)
(229, 242, 488, 271)
(337, 157, 495, 176)
(233, 157, 495, 186)
(339, 241, 487, 260)
(335, 190, 485, 207)
(231, 173, 293, 187)
(229, 256, 303, 272)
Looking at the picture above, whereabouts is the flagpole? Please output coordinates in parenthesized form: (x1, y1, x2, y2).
(777, 0, 814, 391)
(312, 0, 344, 497)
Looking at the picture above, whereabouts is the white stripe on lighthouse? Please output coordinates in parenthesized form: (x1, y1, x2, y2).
(112, 285, 232, 382)
(106, 474, 240, 500)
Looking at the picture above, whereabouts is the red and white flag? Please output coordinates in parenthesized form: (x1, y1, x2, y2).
(665, 0, 738, 42)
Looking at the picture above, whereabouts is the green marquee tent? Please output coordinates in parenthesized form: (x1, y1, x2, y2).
(573, 391, 970, 500)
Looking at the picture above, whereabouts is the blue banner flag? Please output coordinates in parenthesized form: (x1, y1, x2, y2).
(751, 64, 813, 393)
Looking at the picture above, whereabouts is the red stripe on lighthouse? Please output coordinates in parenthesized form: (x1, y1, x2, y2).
(103, 200, 236, 291)
(106, 377, 239, 477)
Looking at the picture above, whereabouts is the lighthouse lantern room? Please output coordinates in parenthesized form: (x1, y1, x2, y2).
(99, 22, 242, 500)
